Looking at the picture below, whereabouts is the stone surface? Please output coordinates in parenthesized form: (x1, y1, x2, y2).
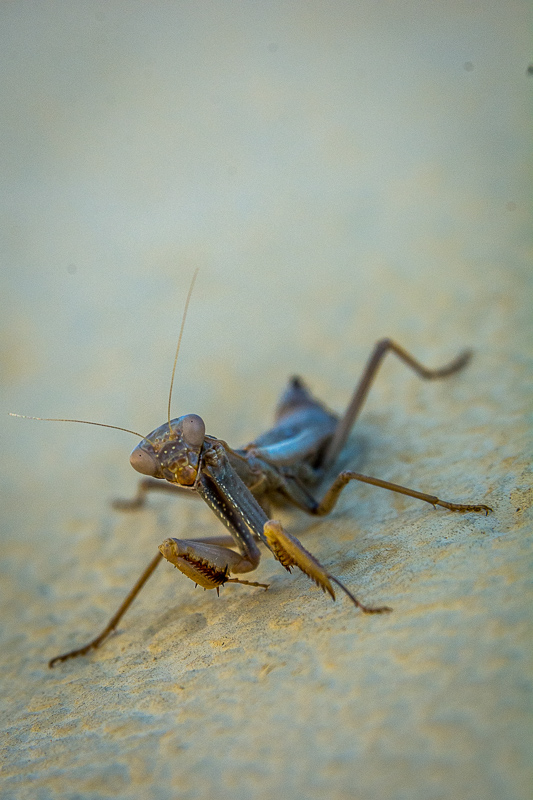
(1, 3, 531, 800)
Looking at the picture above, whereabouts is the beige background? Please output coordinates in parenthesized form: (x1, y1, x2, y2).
(1, 3, 531, 799)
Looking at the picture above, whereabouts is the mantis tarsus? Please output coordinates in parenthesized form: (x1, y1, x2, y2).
(11, 274, 492, 668)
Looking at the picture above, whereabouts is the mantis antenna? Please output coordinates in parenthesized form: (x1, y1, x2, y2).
(10, 270, 200, 442)
(8, 414, 144, 439)
(167, 268, 199, 437)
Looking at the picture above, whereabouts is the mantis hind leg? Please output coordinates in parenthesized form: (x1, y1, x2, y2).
(312, 472, 492, 516)
(277, 470, 492, 517)
(320, 339, 472, 470)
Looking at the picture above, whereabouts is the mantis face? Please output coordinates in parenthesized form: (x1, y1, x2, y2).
(129, 414, 206, 486)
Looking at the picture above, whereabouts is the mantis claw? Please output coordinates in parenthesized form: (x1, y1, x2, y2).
(263, 520, 336, 600)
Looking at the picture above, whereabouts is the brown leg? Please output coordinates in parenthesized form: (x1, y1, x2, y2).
(263, 520, 391, 613)
(48, 534, 249, 668)
(313, 471, 492, 516)
(113, 478, 199, 510)
(48, 552, 164, 667)
(321, 339, 472, 469)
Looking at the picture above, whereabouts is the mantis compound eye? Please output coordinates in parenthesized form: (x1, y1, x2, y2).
(180, 414, 205, 447)
(129, 446, 158, 476)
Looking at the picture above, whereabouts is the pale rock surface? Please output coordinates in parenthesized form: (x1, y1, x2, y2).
(1, 4, 531, 800)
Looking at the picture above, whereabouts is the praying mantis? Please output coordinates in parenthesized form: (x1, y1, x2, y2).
(11, 272, 492, 667)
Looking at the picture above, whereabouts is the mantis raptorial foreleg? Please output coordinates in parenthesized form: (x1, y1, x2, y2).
(260, 521, 390, 613)
(48, 534, 268, 668)
(159, 538, 270, 588)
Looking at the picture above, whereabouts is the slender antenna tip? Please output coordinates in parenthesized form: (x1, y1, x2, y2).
(9, 413, 144, 439)
(167, 268, 200, 431)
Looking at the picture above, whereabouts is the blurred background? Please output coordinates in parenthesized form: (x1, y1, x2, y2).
(1, 3, 531, 799)
(2, 2, 530, 475)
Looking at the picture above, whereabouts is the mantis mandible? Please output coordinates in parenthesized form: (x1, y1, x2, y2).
(11, 272, 492, 667)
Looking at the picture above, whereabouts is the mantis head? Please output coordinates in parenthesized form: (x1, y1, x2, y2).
(129, 414, 206, 486)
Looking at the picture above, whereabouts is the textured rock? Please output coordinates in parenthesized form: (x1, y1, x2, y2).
(1, 4, 531, 800)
